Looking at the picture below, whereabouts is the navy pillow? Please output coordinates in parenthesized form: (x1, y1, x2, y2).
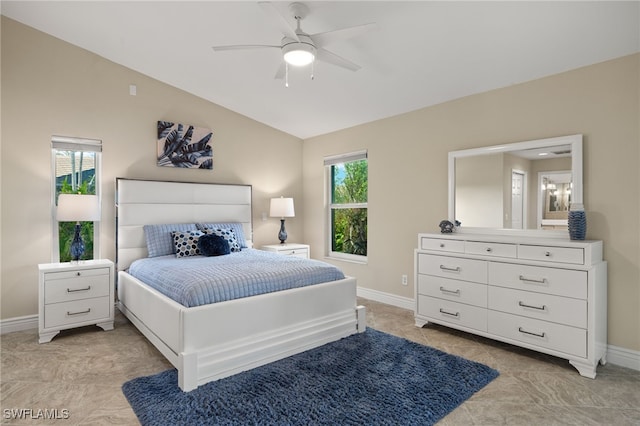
(198, 234, 231, 257)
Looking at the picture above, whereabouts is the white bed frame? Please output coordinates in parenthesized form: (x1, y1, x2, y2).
(115, 178, 365, 391)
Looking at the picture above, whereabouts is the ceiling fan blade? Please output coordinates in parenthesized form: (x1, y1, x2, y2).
(316, 48, 361, 72)
(311, 23, 376, 48)
(212, 44, 280, 52)
(274, 62, 286, 80)
(258, 1, 300, 42)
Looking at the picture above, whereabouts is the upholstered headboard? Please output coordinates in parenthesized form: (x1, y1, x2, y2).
(116, 178, 252, 272)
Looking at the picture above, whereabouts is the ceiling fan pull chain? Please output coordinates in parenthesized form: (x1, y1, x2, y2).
(285, 62, 289, 88)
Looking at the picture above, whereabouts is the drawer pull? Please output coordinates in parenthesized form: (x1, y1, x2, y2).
(545, 251, 551, 257)
(486, 247, 492, 252)
(519, 275, 547, 284)
(76, 272, 81, 276)
(67, 308, 91, 316)
(439, 243, 445, 248)
(67, 286, 91, 293)
(439, 286, 460, 295)
(518, 301, 546, 311)
(439, 265, 461, 273)
(518, 327, 546, 338)
(439, 308, 460, 317)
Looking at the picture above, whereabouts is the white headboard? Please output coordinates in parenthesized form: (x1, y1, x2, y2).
(116, 178, 252, 272)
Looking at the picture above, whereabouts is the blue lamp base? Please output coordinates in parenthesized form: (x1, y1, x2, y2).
(278, 219, 288, 244)
(70, 222, 85, 261)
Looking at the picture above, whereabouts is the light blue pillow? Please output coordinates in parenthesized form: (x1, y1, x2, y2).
(144, 223, 197, 257)
(196, 222, 247, 248)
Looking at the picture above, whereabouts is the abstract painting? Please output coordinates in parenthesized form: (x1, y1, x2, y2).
(157, 121, 213, 169)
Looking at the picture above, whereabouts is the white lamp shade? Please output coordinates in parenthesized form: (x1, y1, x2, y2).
(270, 197, 295, 218)
(57, 194, 100, 222)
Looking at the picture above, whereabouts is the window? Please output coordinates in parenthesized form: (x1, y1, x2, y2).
(51, 136, 102, 262)
(325, 150, 368, 261)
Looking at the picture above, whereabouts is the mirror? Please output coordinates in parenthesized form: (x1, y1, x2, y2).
(449, 134, 582, 234)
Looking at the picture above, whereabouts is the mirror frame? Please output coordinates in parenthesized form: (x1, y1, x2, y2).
(448, 134, 582, 237)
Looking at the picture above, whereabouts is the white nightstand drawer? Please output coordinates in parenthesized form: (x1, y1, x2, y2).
(418, 254, 487, 283)
(44, 273, 110, 304)
(417, 274, 487, 307)
(43, 267, 110, 281)
(419, 237, 465, 253)
(44, 297, 111, 329)
(466, 241, 517, 258)
(278, 248, 309, 258)
(488, 310, 586, 358)
(418, 295, 487, 332)
(488, 286, 587, 328)
(488, 262, 587, 299)
(518, 245, 584, 265)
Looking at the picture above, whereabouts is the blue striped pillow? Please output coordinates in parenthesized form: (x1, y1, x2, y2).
(144, 223, 198, 257)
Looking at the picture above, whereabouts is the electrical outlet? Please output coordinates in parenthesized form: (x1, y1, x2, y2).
(401, 274, 408, 286)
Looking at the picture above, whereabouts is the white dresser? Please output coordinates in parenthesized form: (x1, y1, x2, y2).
(414, 233, 607, 378)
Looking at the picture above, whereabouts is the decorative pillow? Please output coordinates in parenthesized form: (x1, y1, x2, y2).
(196, 222, 247, 248)
(202, 228, 241, 252)
(144, 223, 198, 257)
(198, 234, 231, 257)
(171, 230, 205, 258)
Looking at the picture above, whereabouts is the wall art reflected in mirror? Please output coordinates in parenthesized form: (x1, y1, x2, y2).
(449, 134, 582, 236)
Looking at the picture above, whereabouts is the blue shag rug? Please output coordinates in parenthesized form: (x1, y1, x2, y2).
(122, 328, 499, 425)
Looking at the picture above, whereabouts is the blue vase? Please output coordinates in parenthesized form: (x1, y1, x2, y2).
(568, 204, 586, 240)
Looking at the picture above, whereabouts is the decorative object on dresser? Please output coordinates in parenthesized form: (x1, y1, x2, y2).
(414, 233, 607, 378)
(568, 203, 587, 240)
(38, 259, 115, 343)
(261, 243, 310, 259)
(157, 121, 213, 169)
(269, 196, 295, 243)
(56, 194, 100, 261)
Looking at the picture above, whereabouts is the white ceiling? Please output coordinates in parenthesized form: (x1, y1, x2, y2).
(2, 1, 639, 139)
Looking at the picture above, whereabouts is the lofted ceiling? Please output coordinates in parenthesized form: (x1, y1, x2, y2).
(2, 1, 639, 139)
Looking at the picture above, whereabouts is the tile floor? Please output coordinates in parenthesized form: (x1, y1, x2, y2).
(1, 298, 639, 425)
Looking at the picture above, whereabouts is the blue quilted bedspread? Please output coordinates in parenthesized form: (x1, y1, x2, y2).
(127, 249, 346, 307)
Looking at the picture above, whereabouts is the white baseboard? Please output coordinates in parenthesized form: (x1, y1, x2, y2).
(0, 314, 38, 334)
(606, 344, 640, 371)
(357, 286, 414, 311)
(356, 287, 640, 372)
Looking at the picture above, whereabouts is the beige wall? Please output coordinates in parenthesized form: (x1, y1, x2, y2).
(303, 53, 640, 352)
(1, 18, 303, 319)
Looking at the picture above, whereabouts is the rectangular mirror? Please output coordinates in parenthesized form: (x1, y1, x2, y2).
(448, 134, 582, 235)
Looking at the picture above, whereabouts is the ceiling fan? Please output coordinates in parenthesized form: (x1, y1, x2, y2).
(212, 2, 376, 85)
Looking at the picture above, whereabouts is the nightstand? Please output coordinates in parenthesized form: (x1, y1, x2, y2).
(38, 259, 115, 343)
(261, 243, 310, 259)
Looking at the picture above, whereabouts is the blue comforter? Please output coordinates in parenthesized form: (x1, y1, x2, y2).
(127, 249, 346, 307)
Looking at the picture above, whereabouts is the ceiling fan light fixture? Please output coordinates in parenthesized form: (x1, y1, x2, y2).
(283, 42, 316, 66)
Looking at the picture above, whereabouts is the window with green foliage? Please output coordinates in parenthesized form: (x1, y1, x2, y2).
(325, 151, 368, 260)
(52, 137, 102, 262)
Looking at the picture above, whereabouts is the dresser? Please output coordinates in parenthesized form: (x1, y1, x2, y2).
(261, 243, 310, 259)
(414, 233, 607, 378)
(38, 259, 115, 343)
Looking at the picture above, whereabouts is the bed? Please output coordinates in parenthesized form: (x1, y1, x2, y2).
(115, 178, 365, 391)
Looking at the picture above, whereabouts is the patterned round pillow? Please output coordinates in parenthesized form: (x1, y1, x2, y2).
(198, 233, 231, 256)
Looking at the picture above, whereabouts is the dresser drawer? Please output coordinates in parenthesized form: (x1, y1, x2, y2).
(488, 262, 587, 299)
(44, 297, 111, 329)
(488, 310, 586, 358)
(417, 274, 487, 307)
(518, 245, 584, 265)
(466, 241, 517, 258)
(418, 295, 487, 332)
(44, 274, 110, 304)
(419, 237, 465, 253)
(488, 286, 587, 328)
(418, 254, 487, 283)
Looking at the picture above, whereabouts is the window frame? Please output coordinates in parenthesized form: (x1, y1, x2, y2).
(324, 150, 368, 263)
(50, 136, 102, 263)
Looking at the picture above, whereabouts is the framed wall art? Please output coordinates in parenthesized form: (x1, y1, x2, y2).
(157, 121, 213, 169)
